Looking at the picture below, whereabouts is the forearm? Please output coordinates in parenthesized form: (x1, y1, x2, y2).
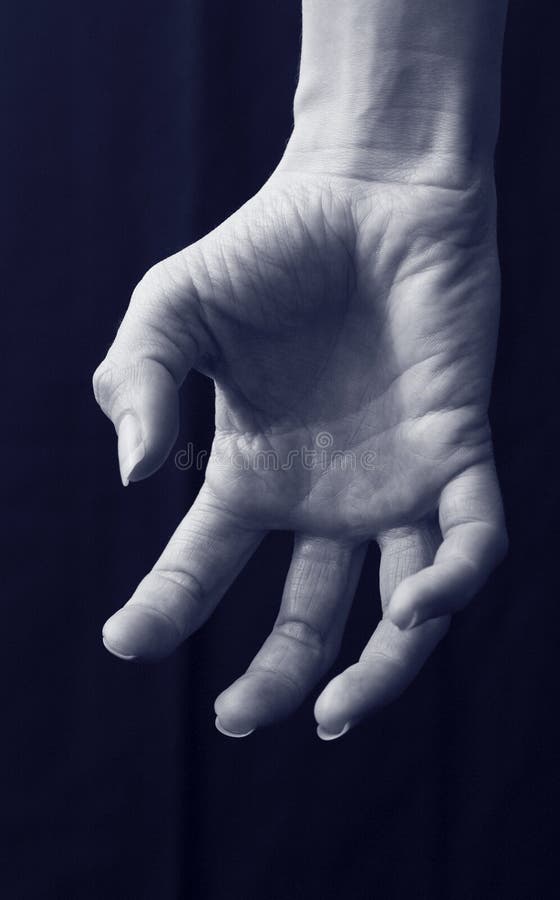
(281, 0, 509, 187)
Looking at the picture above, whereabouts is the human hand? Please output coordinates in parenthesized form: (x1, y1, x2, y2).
(93, 161, 507, 739)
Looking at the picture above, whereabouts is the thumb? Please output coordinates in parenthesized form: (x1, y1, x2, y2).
(93, 244, 214, 485)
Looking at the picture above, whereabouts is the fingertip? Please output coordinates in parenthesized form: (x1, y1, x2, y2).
(214, 684, 260, 736)
(129, 361, 180, 481)
(314, 677, 352, 736)
(102, 605, 181, 662)
(214, 716, 255, 739)
(117, 413, 145, 486)
(102, 635, 137, 661)
(316, 721, 352, 742)
(96, 358, 181, 484)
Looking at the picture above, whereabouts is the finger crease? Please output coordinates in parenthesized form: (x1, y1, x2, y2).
(273, 619, 326, 656)
(128, 603, 183, 641)
(249, 664, 305, 699)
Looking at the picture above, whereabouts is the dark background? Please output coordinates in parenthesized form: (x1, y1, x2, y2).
(2, 1, 558, 897)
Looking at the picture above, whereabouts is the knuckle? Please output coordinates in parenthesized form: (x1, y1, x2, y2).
(250, 662, 304, 702)
(92, 358, 140, 419)
(132, 264, 161, 302)
(92, 360, 118, 413)
(153, 567, 206, 628)
(93, 356, 162, 419)
(130, 257, 207, 368)
(273, 618, 326, 661)
(133, 253, 195, 312)
(127, 263, 173, 318)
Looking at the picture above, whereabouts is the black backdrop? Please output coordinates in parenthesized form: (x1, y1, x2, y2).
(3, 1, 559, 897)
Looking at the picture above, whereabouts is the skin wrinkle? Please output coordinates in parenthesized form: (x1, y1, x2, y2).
(280, 139, 493, 190)
(97, 0, 509, 733)
(153, 567, 206, 608)
(120, 603, 183, 642)
(248, 663, 306, 702)
(94, 355, 176, 419)
(209, 402, 491, 540)
(272, 619, 327, 658)
(217, 312, 463, 446)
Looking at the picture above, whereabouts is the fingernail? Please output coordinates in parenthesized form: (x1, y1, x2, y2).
(316, 721, 351, 742)
(117, 413, 145, 486)
(214, 716, 255, 739)
(102, 635, 137, 661)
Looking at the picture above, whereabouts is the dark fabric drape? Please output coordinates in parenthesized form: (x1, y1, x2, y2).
(2, 1, 558, 897)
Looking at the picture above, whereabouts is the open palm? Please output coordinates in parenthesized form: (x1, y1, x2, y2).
(94, 167, 507, 738)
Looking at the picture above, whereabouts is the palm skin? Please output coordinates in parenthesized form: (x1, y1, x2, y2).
(95, 166, 507, 738)
(200, 171, 498, 537)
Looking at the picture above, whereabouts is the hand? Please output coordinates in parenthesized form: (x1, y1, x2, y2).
(93, 162, 507, 739)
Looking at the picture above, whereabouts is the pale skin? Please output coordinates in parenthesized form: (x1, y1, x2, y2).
(94, 0, 509, 739)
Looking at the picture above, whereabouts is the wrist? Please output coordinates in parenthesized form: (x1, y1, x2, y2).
(279, 0, 508, 189)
